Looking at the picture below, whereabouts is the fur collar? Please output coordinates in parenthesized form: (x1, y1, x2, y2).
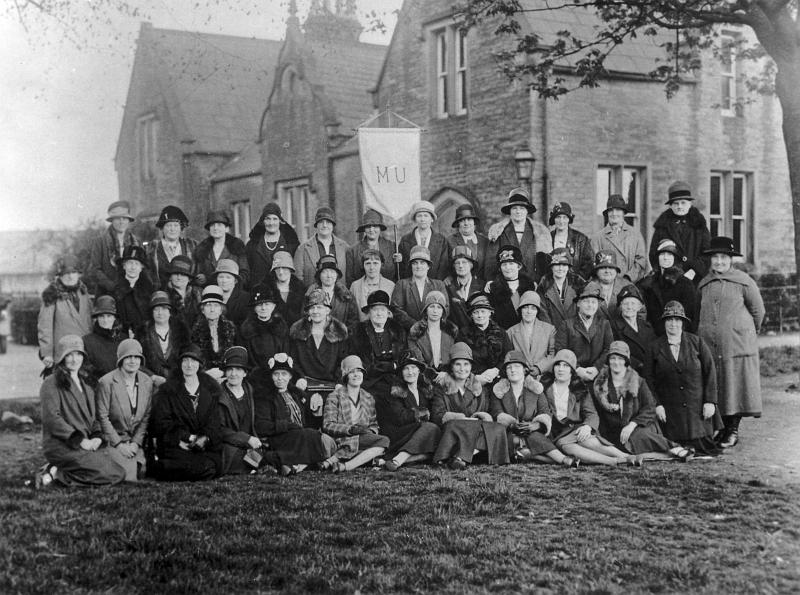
(653, 206, 707, 230)
(163, 371, 220, 394)
(41, 279, 89, 307)
(289, 316, 348, 343)
(240, 312, 288, 340)
(489, 273, 537, 300)
(408, 318, 458, 341)
(459, 320, 508, 347)
(190, 316, 237, 365)
(351, 317, 405, 343)
(593, 365, 640, 413)
(306, 281, 353, 303)
(436, 372, 484, 396)
(195, 233, 246, 259)
(248, 220, 299, 246)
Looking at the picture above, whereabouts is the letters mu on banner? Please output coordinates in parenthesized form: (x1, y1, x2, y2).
(358, 127, 422, 221)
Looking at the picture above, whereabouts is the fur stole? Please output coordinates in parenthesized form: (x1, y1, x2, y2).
(408, 318, 458, 342)
(350, 317, 405, 346)
(390, 377, 434, 401)
(89, 320, 125, 343)
(289, 316, 348, 343)
(240, 312, 288, 341)
(436, 372, 484, 396)
(41, 279, 89, 307)
(248, 220, 299, 247)
(593, 365, 641, 413)
(191, 316, 237, 360)
(458, 321, 507, 356)
(653, 206, 708, 230)
(194, 233, 246, 261)
(489, 273, 537, 300)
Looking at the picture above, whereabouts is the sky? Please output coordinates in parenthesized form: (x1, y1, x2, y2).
(0, 0, 400, 232)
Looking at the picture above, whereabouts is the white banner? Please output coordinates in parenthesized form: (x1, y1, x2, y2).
(358, 127, 421, 221)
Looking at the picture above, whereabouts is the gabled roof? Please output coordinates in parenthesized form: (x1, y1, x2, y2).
(118, 24, 282, 159)
(212, 141, 262, 182)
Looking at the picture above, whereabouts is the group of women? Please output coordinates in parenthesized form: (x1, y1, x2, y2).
(36, 186, 766, 486)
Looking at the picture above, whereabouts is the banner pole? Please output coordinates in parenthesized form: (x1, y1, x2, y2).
(394, 224, 400, 281)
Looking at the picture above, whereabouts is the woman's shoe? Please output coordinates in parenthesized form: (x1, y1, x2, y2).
(34, 464, 56, 490)
(383, 460, 401, 472)
(626, 455, 645, 467)
(719, 431, 739, 449)
(332, 462, 347, 473)
(673, 447, 694, 462)
(319, 457, 338, 472)
(280, 465, 294, 477)
(449, 457, 467, 471)
(562, 456, 580, 469)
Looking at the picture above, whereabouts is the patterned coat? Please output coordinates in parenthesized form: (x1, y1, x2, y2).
(323, 385, 380, 458)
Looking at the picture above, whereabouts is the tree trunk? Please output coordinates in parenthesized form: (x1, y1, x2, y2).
(774, 58, 800, 330)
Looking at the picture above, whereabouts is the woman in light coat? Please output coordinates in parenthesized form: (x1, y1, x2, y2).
(96, 339, 154, 481)
(697, 237, 765, 448)
(506, 291, 556, 383)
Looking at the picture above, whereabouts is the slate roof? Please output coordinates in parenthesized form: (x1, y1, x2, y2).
(212, 140, 262, 182)
(140, 26, 283, 154)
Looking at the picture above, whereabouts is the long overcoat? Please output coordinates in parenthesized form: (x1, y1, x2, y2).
(455, 320, 513, 374)
(446, 231, 491, 280)
(608, 312, 657, 376)
(391, 277, 448, 325)
(37, 280, 93, 362)
(398, 229, 450, 280)
(246, 222, 299, 287)
(506, 318, 556, 375)
(536, 276, 582, 330)
(443, 274, 485, 329)
(375, 381, 441, 454)
(486, 219, 552, 282)
(293, 233, 349, 287)
(551, 227, 594, 281)
(649, 206, 711, 281)
(487, 273, 537, 329)
(591, 223, 648, 283)
(289, 316, 349, 382)
(87, 226, 142, 295)
(637, 268, 699, 334)
(146, 237, 198, 289)
(193, 234, 251, 289)
(554, 315, 613, 370)
(407, 318, 458, 371)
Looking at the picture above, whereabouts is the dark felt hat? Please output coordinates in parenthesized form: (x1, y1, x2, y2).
(361, 289, 392, 313)
(222, 346, 250, 370)
(501, 187, 536, 215)
(92, 295, 117, 317)
(166, 255, 194, 277)
(467, 292, 494, 312)
(661, 300, 691, 323)
(357, 209, 387, 232)
(398, 350, 427, 374)
(156, 205, 189, 229)
(548, 201, 574, 226)
(603, 194, 629, 214)
(574, 282, 605, 303)
(179, 344, 204, 365)
(56, 255, 81, 275)
(205, 210, 231, 229)
(703, 236, 742, 257)
(548, 248, 572, 268)
(149, 291, 172, 310)
(452, 204, 480, 227)
(260, 202, 285, 221)
(616, 284, 643, 304)
(314, 206, 336, 227)
(666, 181, 695, 204)
(496, 245, 524, 267)
(117, 245, 148, 267)
(251, 284, 280, 306)
(315, 254, 342, 280)
(592, 250, 620, 273)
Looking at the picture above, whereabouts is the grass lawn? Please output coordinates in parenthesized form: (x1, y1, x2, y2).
(1, 429, 799, 594)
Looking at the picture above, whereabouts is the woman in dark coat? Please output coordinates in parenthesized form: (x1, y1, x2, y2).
(548, 201, 594, 282)
(303, 255, 359, 328)
(490, 351, 578, 467)
(190, 285, 238, 381)
(253, 352, 335, 475)
(150, 345, 224, 481)
(443, 245, 485, 330)
(536, 248, 585, 330)
(82, 295, 125, 385)
(246, 202, 300, 288)
(638, 239, 699, 335)
(375, 353, 442, 471)
(114, 246, 156, 336)
(608, 284, 656, 376)
(486, 245, 537, 329)
(239, 285, 289, 368)
(138, 291, 191, 386)
(163, 255, 202, 331)
(213, 259, 251, 328)
(260, 250, 305, 328)
(407, 291, 458, 375)
(643, 301, 722, 455)
(431, 343, 509, 469)
(454, 292, 512, 383)
(593, 341, 691, 461)
(146, 205, 198, 289)
(347, 290, 406, 400)
(36, 335, 126, 488)
(193, 210, 250, 289)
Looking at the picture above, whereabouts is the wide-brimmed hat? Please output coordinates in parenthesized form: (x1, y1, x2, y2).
(593, 250, 620, 273)
(92, 295, 116, 317)
(409, 245, 432, 265)
(304, 288, 331, 311)
(117, 245, 148, 267)
(666, 181, 695, 204)
(703, 236, 742, 257)
(501, 187, 536, 215)
(574, 283, 604, 303)
(398, 351, 427, 374)
(451, 245, 477, 265)
(268, 352, 294, 375)
(156, 205, 189, 229)
(56, 255, 81, 276)
(449, 342, 473, 364)
(496, 245, 524, 267)
(361, 289, 392, 314)
(423, 290, 447, 315)
(607, 340, 630, 365)
(617, 284, 643, 305)
(548, 248, 572, 268)
(271, 251, 296, 272)
(357, 209, 387, 232)
(655, 239, 682, 258)
(501, 350, 529, 374)
(341, 355, 366, 381)
(179, 344, 204, 365)
(314, 206, 336, 227)
(116, 338, 144, 367)
(412, 201, 437, 221)
(516, 290, 541, 312)
(603, 194, 629, 215)
(467, 292, 493, 313)
(251, 284, 280, 306)
(106, 201, 135, 222)
(548, 201, 574, 226)
(661, 300, 691, 323)
(315, 254, 342, 280)
(221, 346, 250, 370)
(55, 335, 86, 365)
(166, 255, 194, 277)
(205, 210, 231, 229)
(214, 259, 240, 280)
(200, 285, 224, 305)
(452, 204, 480, 227)
(149, 290, 172, 310)
(553, 349, 577, 372)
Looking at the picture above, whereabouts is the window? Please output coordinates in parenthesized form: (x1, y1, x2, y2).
(431, 25, 467, 117)
(276, 179, 312, 242)
(136, 114, 159, 180)
(231, 201, 251, 242)
(709, 171, 753, 260)
(596, 165, 648, 237)
(720, 35, 737, 116)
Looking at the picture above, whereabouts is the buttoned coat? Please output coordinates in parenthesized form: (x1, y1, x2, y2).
(447, 231, 491, 280)
(146, 237, 198, 289)
(487, 273, 538, 329)
(554, 316, 613, 370)
(304, 282, 359, 328)
(643, 332, 720, 442)
(38, 280, 93, 363)
(87, 226, 142, 295)
(346, 236, 398, 285)
(443, 275, 485, 329)
(96, 368, 154, 450)
(486, 219, 553, 282)
(349, 276, 396, 321)
(246, 222, 300, 287)
(608, 312, 657, 376)
(637, 268, 699, 335)
(697, 268, 765, 417)
(591, 223, 648, 283)
(649, 206, 711, 281)
(506, 318, 556, 375)
(398, 229, 451, 280)
(294, 233, 349, 287)
(391, 277, 448, 325)
(407, 318, 458, 371)
(323, 385, 381, 458)
(536, 276, 582, 331)
(551, 227, 594, 281)
(543, 384, 600, 433)
(193, 234, 251, 289)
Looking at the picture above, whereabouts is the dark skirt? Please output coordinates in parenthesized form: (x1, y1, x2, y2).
(511, 431, 557, 457)
(612, 424, 678, 454)
(389, 421, 441, 456)
(153, 447, 221, 481)
(269, 428, 330, 466)
(44, 444, 126, 487)
(552, 421, 613, 448)
(433, 420, 509, 465)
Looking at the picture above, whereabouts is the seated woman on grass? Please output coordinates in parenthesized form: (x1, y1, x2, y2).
(320, 355, 390, 473)
(545, 349, 643, 467)
(37, 335, 126, 488)
(592, 341, 693, 462)
(490, 351, 579, 468)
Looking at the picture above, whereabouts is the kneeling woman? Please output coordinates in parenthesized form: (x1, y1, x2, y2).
(37, 335, 126, 488)
(96, 339, 155, 481)
(490, 351, 578, 468)
(431, 343, 509, 470)
(546, 349, 641, 466)
(254, 353, 336, 475)
(593, 341, 692, 461)
(150, 345, 224, 481)
(375, 353, 442, 472)
(321, 356, 390, 472)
